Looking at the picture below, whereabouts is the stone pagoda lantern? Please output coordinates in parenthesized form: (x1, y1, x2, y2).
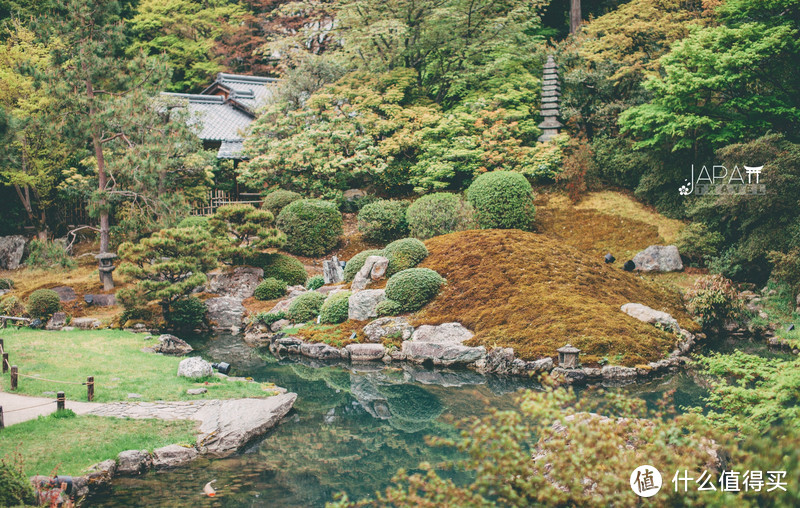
(538, 55, 562, 142)
(557, 344, 581, 369)
(96, 253, 117, 291)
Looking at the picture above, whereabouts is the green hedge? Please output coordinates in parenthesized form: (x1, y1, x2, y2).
(384, 268, 444, 312)
(320, 290, 351, 324)
(376, 298, 404, 317)
(466, 171, 535, 230)
(248, 253, 308, 286)
(384, 238, 428, 276)
(26, 289, 61, 319)
(254, 277, 288, 300)
(344, 249, 384, 282)
(277, 199, 343, 256)
(358, 199, 410, 243)
(262, 189, 302, 215)
(168, 297, 207, 330)
(288, 291, 326, 323)
(406, 193, 475, 239)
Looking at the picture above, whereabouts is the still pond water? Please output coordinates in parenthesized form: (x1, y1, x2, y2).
(91, 333, 725, 507)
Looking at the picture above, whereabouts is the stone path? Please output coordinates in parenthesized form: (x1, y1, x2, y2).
(0, 392, 98, 426)
(0, 389, 297, 456)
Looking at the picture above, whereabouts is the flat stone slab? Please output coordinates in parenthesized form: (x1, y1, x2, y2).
(346, 343, 386, 362)
(621, 303, 679, 331)
(403, 323, 486, 366)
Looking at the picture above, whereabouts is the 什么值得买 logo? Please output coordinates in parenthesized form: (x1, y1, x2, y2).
(679, 164, 766, 196)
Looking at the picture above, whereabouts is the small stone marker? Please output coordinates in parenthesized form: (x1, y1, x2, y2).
(187, 388, 208, 395)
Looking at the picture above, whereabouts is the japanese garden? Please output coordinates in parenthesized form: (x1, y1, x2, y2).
(0, 0, 799, 506)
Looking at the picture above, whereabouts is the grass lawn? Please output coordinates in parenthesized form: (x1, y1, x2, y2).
(0, 328, 277, 402)
(0, 411, 197, 476)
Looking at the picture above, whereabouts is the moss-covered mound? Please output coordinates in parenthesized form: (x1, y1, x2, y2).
(415, 229, 698, 366)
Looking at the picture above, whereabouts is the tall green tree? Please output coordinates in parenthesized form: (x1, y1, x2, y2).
(127, 0, 246, 92)
(41, 0, 207, 252)
(0, 22, 69, 239)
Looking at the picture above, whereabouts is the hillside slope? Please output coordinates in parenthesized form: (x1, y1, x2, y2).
(415, 229, 698, 366)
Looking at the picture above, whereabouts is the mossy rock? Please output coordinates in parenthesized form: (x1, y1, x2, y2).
(344, 249, 384, 282)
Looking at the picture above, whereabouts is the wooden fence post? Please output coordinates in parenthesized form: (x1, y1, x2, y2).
(10, 365, 17, 390)
(0, 338, 4, 350)
(0, 406, 4, 429)
(57, 392, 65, 411)
(87, 376, 94, 402)
(2, 353, 7, 374)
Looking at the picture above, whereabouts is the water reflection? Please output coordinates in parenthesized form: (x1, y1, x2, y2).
(90, 334, 704, 507)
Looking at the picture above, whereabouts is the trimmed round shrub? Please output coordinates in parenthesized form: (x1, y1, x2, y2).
(249, 253, 308, 286)
(358, 200, 410, 243)
(262, 189, 302, 215)
(0, 278, 13, 290)
(252, 311, 287, 328)
(466, 171, 535, 230)
(288, 291, 326, 323)
(376, 298, 404, 317)
(255, 277, 288, 301)
(168, 297, 207, 330)
(26, 289, 61, 319)
(177, 216, 210, 229)
(385, 268, 444, 312)
(0, 458, 36, 507)
(306, 275, 325, 291)
(320, 290, 351, 324)
(344, 249, 384, 282)
(384, 238, 428, 276)
(277, 199, 344, 256)
(406, 193, 476, 240)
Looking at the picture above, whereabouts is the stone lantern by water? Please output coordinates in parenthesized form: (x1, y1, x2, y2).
(557, 344, 581, 369)
(96, 253, 117, 291)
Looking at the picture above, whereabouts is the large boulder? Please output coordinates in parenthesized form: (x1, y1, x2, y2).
(193, 393, 297, 456)
(632, 245, 683, 272)
(621, 303, 680, 332)
(46, 312, 68, 330)
(300, 342, 343, 360)
(116, 449, 151, 475)
(205, 296, 245, 331)
(151, 444, 198, 469)
(346, 343, 386, 362)
(153, 334, 193, 356)
(51, 286, 77, 302)
(84, 294, 117, 306)
(402, 322, 486, 366)
(177, 357, 213, 379)
(206, 267, 264, 299)
(363, 317, 414, 343)
(0, 235, 26, 270)
(351, 255, 389, 291)
(348, 289, 386, 321)
(71, 317, 102, 330)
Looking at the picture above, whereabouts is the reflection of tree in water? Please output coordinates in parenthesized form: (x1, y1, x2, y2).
(378, 384, 444, 432)
(256, 409, 460, 506)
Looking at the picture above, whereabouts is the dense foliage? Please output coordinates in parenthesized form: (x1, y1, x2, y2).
(254, 277, 287, 301)
(306, 275, 325, 291)
(26, 288, 60, 319)
(466, 171, 535, 230)
(251, 253, 308, 286)
(405, 193, 475, 240)
(320, 290, 351, 324)
(277, 199, 343, 256)
(167, 296, 206, 330)
(117, 227, 218, 320)
(209, 204, 285, 263)
(0, 455, 35, 507)
(384, 268, 444, 313)
(288, 291, 326, 323)
(685, 275, 743, 331)
(357, 200, 409, 243)
(383, 238, 428, 276)
(262, 189, 302, 215)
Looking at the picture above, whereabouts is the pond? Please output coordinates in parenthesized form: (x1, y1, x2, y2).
(91, 333, 718, 507)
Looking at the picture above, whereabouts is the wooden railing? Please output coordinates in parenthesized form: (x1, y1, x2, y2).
(190, 189, 263, 216)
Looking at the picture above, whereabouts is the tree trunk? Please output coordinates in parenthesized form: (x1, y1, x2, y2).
(84, 64, 110, 255)
(570, 0, 582, 34)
